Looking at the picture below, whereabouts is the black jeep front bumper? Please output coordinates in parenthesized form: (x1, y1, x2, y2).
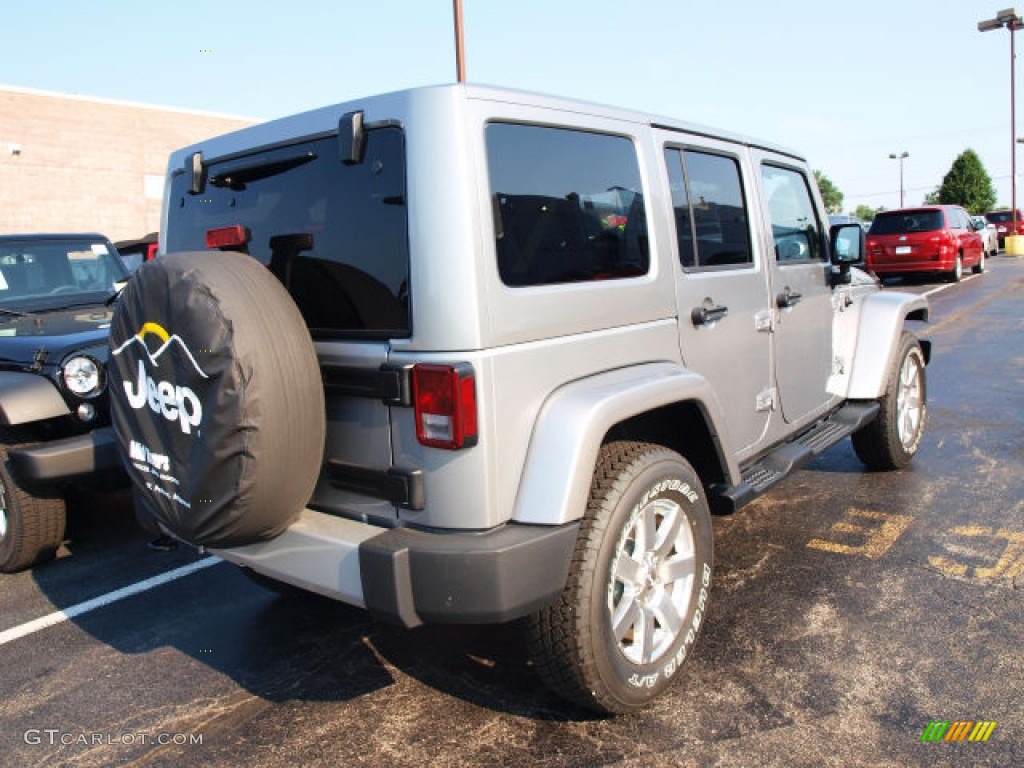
(8, 427, 122, 484)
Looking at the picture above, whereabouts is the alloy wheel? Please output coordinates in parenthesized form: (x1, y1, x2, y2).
(608, 496, 697, 665)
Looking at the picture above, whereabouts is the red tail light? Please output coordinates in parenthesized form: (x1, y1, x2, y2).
(206, 225, 250, 250)
(413, 363, 478, 449)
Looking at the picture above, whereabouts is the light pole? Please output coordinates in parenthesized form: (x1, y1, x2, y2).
(453, 0, 466, 83)
(979, 8, 1024, 236)
(889, 151, 909, 207)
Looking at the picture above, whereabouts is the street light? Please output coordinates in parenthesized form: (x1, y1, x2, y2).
(889, 151, 909, 207)
(979, 8, 1024, 237)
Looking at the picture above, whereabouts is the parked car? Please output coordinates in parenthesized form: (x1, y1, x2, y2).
(0, 234, 127, 571)
(114, 232, 158, 272)
(108, 84, 929, 713)
(984, 209, 1024, 248)
(971, 216, 999, 257)
(866, 205, 984, 281)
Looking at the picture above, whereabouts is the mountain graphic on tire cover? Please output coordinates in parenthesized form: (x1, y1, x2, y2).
(108, 251, 325, 548)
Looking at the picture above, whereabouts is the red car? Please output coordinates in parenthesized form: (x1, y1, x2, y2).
(984, 209, 1024, 248)
(866, 205, 984, 282)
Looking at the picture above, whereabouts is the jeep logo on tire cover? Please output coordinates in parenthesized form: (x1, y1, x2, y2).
(111, 322, 207, 435)
(108, 249, 325, 550)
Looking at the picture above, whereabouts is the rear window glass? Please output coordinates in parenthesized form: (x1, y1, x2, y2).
(166, 128, 409, 338)
(486, 123, 649, 287)
(869, 210, 944, 235)
(985, 211, 1017, 223)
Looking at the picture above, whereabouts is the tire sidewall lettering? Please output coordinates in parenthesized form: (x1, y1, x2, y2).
(593, 456, 713, 706)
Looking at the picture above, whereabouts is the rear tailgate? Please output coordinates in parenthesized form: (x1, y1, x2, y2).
(163, 125, 411, 524)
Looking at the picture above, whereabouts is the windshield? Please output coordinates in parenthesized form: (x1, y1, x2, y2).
(0, 237, 128, 312)
(869, 210, 944, 235)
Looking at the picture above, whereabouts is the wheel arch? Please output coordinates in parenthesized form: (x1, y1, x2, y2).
(846, 291, 930, 400)
(511, 363, 735, 526)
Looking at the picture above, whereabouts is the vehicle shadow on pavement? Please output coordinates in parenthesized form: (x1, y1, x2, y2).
(367, 620, 603, 721)
(30, 503, 599, 720)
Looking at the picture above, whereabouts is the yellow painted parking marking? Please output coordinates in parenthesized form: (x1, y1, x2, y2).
(929, 526, 1024, 579)
(807, 509, 913, 559)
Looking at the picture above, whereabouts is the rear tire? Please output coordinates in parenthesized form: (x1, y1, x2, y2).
(0, 445, 66, 573)
(948, 255, 963, 282)
(851, 332, 927, 470)
(527, 441, 713, 714)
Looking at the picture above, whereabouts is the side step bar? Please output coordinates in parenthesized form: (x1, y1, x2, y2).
(709, 401, 879, 515)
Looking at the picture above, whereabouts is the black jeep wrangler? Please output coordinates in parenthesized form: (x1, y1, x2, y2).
(0, 234, 126, 572)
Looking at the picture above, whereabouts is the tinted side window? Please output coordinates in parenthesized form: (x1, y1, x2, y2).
(486, 123, 648, 287)
(166, 128, 409, 338)
(761, 165, 825, 262)
(664, 147, 752, 269)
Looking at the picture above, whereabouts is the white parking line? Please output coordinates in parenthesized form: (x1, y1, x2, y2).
(922, 272, 980, 298)
(0, 556, 221, 646)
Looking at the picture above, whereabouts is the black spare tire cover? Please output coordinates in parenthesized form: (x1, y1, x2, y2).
(109, 250, 325, 548)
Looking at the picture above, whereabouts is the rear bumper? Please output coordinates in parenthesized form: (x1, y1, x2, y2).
(867, 255, 955, 275)
(214, 508, 580, 628)
(8, 426, 122, 484)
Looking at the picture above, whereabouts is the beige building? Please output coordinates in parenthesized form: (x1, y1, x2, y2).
(0, 85, 259, 241)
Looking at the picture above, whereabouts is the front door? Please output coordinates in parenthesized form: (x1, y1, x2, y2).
(754, 158, 834, 424)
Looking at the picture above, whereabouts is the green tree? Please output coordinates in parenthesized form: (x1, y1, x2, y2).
(936, 149, 996, 214)
(923, 188, 940, 205)
(853, 204, 884, 222)
(814, 170, 844, 214)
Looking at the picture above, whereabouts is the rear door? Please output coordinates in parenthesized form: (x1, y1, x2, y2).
(754, 156, 834, 425)
(659, 133, 773, 454)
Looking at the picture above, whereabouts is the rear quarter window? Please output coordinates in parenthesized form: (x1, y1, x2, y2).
(486, 123, 649, 287)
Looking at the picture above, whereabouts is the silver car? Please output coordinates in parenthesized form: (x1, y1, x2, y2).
(109, 84, 930, 713)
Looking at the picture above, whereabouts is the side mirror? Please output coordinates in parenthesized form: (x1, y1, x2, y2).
(829, 222, 864, 285)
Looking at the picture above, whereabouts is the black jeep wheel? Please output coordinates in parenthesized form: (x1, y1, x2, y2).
(0, 445, 66, 573)
(527, 441, 713, 714)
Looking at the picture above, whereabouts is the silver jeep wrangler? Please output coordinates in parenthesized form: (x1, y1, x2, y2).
(109, 84, 929, 713)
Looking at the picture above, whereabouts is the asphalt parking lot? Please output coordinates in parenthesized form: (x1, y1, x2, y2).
(2, 257, 1022, 768)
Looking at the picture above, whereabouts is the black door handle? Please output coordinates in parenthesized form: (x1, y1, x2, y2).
(776, 288, 802, 308)
(691, 303, 729, 326)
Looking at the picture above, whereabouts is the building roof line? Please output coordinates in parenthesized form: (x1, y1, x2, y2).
(0, 83, 263, 124)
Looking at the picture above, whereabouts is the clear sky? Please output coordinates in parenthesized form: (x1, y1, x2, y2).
(2, 0, 1018, 213)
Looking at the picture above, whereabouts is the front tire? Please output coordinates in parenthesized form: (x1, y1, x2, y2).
(0, 446, 67, 573)
(973, 250, 986, 274)
(528, 441, 713, 714)
(851, 332, 927, 470)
